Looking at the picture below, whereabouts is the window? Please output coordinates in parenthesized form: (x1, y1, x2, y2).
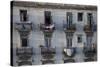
(22, 38, 27, 47)
(87, 13, 93, 25)
(77, 35, 82, 43)
(67, 38, 72, 48)
(87, 36, 92, 46)
(66, 32, 73, 47)
(45, 37, 51, 48)
(44, 11, 51, 25)
(20, 10, 27, 21)
(67, 12, 73, 27)
(78, 13, 83, 21)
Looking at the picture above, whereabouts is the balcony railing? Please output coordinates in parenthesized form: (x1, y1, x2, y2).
(84, 24, 97, 32)
(83, 43, 97, 57)
(16, 47, 33, 66)
(14, 22, 32, 32)
(17, 60, 32, 66)
(84, 24, 92, 32)
(84, 57, 96, 62)
(16, 47, 33, 60)
(63, 24, 76, 32)
(40, 23, 55, 32)
(44, 32, 53, 38)
(41, 59, 54, 64)
(64, 59, 75, 63)
(40, 46, 55, 59)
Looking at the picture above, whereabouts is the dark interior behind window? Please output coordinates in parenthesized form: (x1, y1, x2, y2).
(78, 13, 83, 21)
(45, 11, 51, 25)
(77, 35, 82, 43)
(22, 38, 27, 47)
(20, 10, 27, 22)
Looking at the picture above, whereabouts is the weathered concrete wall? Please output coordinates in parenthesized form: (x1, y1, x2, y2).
(12, 6, 97, 65)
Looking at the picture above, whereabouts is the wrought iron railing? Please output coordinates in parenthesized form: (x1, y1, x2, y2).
(40, 23, 55, 32)
(63, 24, 76, 32)
(83, 43, 97, 57)
(16, 47, 33, 56)
(40, 46, 55, 59)
(84, 24, 97, 32)
(16, 47, 33, 66)
(41, 59, 54, 64)
(14, 22, 32, 31)
(84, 24, 92, 32)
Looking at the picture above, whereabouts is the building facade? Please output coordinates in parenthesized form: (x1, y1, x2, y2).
(11, 1, 97, 66)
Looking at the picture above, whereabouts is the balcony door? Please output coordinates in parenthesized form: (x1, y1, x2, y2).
(66, 32, 73, 48)
(86, 36, 92, 47)
(21, 38, 27, 47)
(87, 13, 93, 27)
(44, 11, 52, 25)
(67, 12, 73, 28)
(20, 10, 27, 22)
(45, 37, 51, 48)
(67, 37, 72, 48)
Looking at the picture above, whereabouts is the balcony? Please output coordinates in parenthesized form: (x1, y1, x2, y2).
(41, 59, 54, 64)
(83, 43, 97, 57)
(64, 59, 75, 63)
(63, 24, 76, 33)
(84, 24, 97, 32)
(16, 47, 33, 60)
(14, 22, 32, 32)
(63, 47, 76, 57)
(84, 24, 94, 36)
(16, 47, 33, 66)
(40, 23, 55, 33)
(84, 58, 95, 62)
(84, 24, 92, 32)
(40, 46, 55, 59)
(17, 60, 32, 66)
(44, 32, 53, 38)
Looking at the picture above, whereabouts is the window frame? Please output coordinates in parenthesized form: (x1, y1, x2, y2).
(44, 11, 52, 25)
(20, 10, 28, 22)
(77, 12, 83, 21)
(45, 37, 51, 48)
(67, 37, 72, 48)
(66, 12, 73, 27)
(87, 13, 93, 25)
(21, 38, 28, 47)
(77, 34, 82, 43)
